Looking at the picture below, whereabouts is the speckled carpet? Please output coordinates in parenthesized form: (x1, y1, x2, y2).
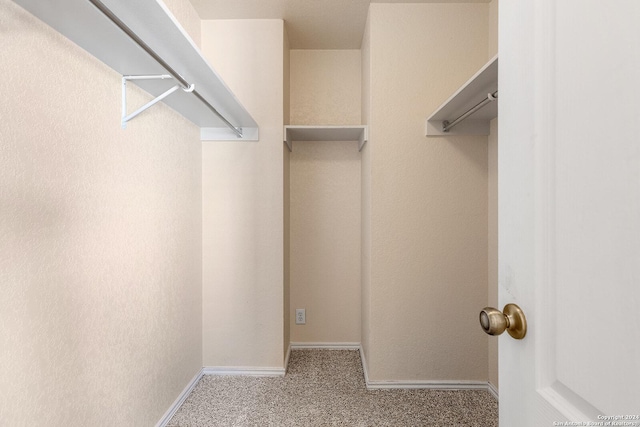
(167, 350, 498, 426)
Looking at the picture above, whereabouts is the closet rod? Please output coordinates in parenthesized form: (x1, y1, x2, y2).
(442, 90, 498, 133)
(88, 0, 243, 138)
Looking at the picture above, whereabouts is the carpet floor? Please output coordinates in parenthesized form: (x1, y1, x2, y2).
(167, 349, 498, 426)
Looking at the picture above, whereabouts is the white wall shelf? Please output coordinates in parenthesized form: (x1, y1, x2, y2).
(284, 125, 368, 152)
(425, 55, 498, 137)
(14, 0, 258, 141)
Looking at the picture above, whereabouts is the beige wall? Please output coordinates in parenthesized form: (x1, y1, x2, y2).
(289, 141, 362, 343)
(0, 0, 203, 425)
(290, 50, 361, 125)
(283, 26, 291, 358)
(488, 0, 499, 58)
(365, 3, 489, 382)
(487, 0, 499, 391)
(201, 19, 285, 369)
(288, 50, 362, 343)
(361, 10, 372, 362)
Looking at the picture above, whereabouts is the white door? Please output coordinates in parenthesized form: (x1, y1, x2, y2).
(498, 0, 640, 425)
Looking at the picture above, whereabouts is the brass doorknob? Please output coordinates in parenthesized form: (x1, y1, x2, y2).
(479, 303, 527, 339)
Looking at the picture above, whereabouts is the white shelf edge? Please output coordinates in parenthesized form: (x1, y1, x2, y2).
(425, 55, 498, 137)
(284, 125, 368, 152)
(201, 127, 259, 141)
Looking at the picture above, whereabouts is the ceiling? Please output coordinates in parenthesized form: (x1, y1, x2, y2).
(189, 0, 490, 49)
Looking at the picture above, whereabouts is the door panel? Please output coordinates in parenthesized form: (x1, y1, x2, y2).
(499, 0, 640, 424)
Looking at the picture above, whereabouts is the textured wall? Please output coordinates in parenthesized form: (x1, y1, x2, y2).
(361, 10, 372, 364)
(488, 0, 498, 58)
(289, 141, 362, 343)
(0, 0, 202, 425)
(365, 3, 489, 382)
(283, 25, 291, 359)
(290, 50, 361, 126)
(288, 50, 362, 344)
(201, 19, 285, 369)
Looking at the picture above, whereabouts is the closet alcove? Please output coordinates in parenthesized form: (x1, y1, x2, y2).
(284, 49, 364, 346)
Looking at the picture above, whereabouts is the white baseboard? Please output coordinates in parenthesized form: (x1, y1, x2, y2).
(365, 379, 490, 390)
(284, 344, 292, 374)
(202, 366, 286, 377)
(359, 344, 499, 398)
(290, 342, 361, 350)
(487, 381, 499, 400)
(359, 344, 371, 385)
(155, 367, 204, 427)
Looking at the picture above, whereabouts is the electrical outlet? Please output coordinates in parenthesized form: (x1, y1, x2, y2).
(295, 309, 306, 325)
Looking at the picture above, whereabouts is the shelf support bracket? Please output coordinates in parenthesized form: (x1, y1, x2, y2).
(121, 75, 194, 129)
